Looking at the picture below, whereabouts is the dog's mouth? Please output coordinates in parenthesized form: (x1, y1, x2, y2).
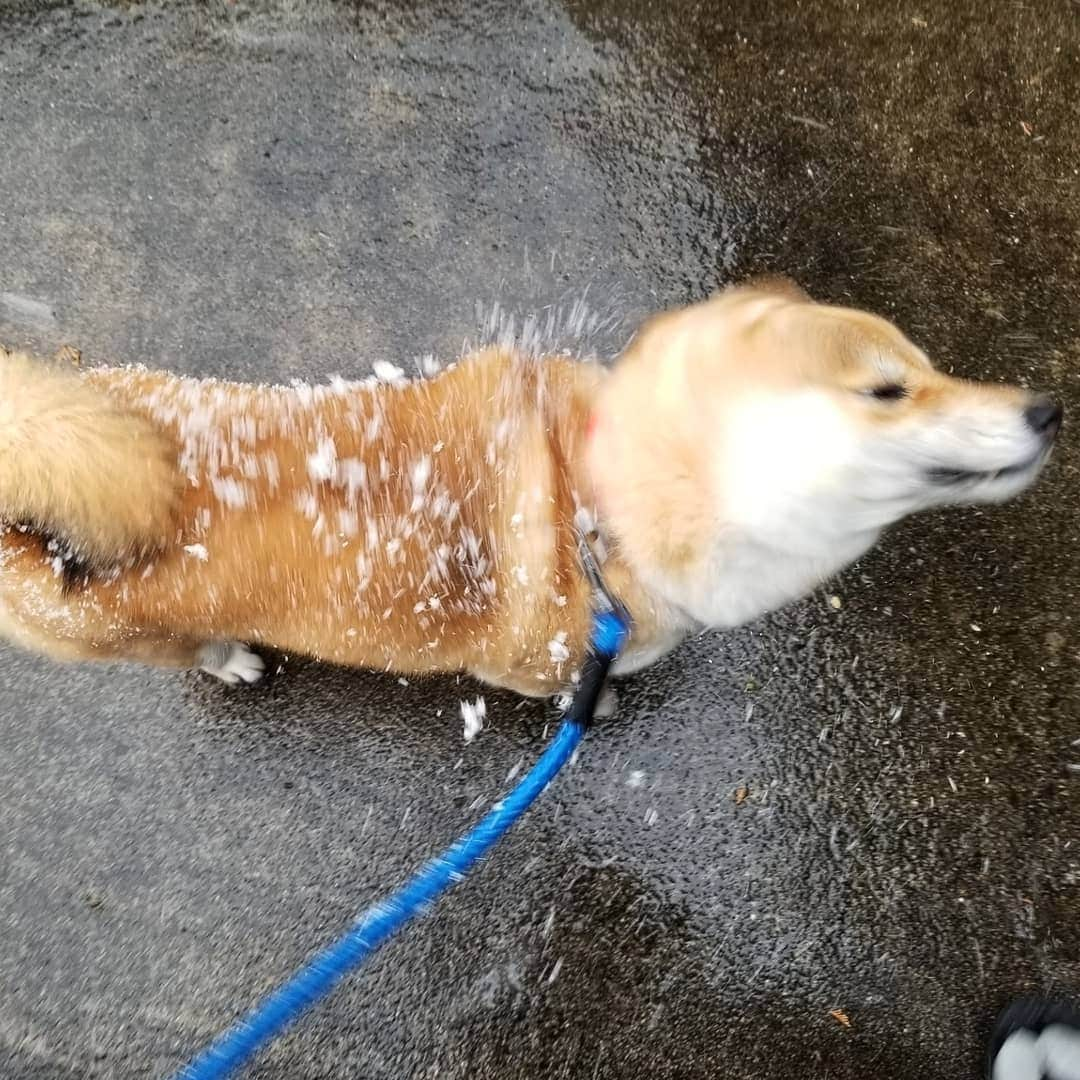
(926, 452, 1046, 486)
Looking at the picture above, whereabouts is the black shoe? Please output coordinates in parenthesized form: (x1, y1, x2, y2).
(987, 996, 1080, 1079)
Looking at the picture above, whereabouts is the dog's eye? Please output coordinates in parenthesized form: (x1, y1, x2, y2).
(866, 384, 908, 401)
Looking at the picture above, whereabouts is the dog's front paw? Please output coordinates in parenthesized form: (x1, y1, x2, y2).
(197, 641, 266, 686)
(553, 684, 618, 718)
(595, 685, 618, 719)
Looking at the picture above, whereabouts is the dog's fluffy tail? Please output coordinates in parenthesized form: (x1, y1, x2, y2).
(0, 350, 179, 569)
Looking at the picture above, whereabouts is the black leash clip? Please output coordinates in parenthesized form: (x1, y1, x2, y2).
(565, 531, 631, 726)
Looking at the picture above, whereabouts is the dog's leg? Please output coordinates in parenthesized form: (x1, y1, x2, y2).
(195, 641, 266, 686)
(594, 684, 618, 718)
(68, 634, 265, 684)
(472, 665, 619, 716)
(552, 684, 618, 717)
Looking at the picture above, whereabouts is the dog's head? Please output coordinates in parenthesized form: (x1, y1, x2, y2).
(591, 279, 1060, 626)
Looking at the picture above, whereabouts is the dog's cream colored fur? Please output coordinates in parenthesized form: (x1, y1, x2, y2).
(0, 280, 1059, 694)
(0, 352, 179, 568)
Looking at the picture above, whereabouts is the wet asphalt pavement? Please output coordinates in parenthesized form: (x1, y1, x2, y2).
(2, 1, 1080, 1077)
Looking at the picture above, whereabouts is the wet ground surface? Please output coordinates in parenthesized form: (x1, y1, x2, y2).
(1, 1, 1079, 1077)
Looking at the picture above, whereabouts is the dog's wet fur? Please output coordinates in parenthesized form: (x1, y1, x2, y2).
(0, 279, 1060, 696)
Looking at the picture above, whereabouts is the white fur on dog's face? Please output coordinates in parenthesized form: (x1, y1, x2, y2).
(715, 308, 1055, 540)
(719, 377, 1054, 541)
(593, 282, 1059, 631)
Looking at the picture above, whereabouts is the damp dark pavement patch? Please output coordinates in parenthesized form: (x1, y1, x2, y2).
(1, 2, 1079, 1077)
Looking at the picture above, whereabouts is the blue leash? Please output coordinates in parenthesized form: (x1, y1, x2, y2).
(170, 586, 629, 1079)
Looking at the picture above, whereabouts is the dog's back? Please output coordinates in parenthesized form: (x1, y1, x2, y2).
(0, 349, 640, 693)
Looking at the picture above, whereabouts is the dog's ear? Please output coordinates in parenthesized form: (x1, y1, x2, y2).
(725, 275, 810, 303)
(621, 306, 681, 361)
(621, 276, 811, 363)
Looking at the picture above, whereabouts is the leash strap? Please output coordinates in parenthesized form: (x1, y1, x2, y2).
(170, 578, 629, 1080)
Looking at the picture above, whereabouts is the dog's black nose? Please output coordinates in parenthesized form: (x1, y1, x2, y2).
(1025, 398, 1063, 437)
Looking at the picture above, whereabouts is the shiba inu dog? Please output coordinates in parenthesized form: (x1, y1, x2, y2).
(0, 279, 1060, 697)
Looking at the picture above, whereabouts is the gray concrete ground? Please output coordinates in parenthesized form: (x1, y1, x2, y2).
(1, 1, 1079, 1077)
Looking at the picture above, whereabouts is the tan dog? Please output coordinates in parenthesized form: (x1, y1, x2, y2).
(0, 280, 1060, 697)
